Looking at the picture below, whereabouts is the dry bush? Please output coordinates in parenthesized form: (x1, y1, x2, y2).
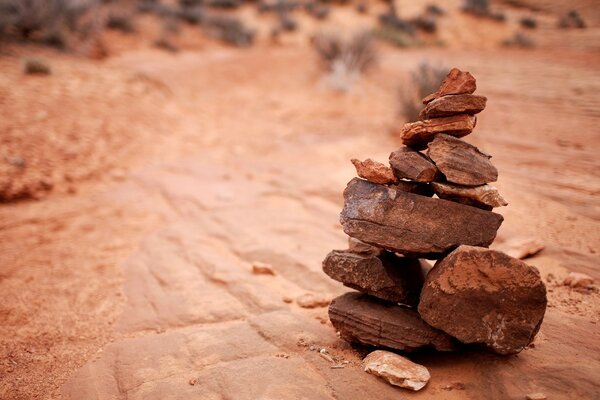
(558, 10, 586, 29)
(399, 62, 447, 122)
(520, 16, 537, 29)
(502, 31, 534, 48)
(22, 57, 51, 75)
(203, 15, 254, 47)
(462, 0, 505, 21)
(106, 12, 136, 33)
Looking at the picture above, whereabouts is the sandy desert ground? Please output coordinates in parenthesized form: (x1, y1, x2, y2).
(1, 1, 599, 399)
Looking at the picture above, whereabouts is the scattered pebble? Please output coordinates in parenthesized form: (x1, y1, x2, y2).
(251, 261, 275, 275)
(282, 295, 293, 303)
(363, 350, 430, 391)
(526, 393, 546, 400)
(188, 378, 197, 386)
(296, 293, 330, 308)
(563, 272, 594, 288)
(442, 382, 466, 390)
(497, 237, 544, 259)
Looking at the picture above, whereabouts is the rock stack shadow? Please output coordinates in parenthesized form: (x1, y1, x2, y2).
(322, 68, 548, 386)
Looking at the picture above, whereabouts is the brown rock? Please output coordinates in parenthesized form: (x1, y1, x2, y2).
(389, 148, 440, 182)
(322, 250, 425, 306)
(422, 68, 477, 104)
(340, 178, 503, 258)
(431, 182, 507, 210)
(351, 158, 397, 184)
(391, 180, 434, 197)
(251, 261, 276, 275)
(420, 94, 487, 119)
(347, 237, 382, 256)
(418, 245, 547, 355)
(363, 350, 430, 391)
(401, 114, 476, 148)
(427, 134, 498, 185)
(329, 292, 456, 352)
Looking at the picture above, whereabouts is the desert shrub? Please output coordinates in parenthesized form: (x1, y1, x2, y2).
(206, 0, 241, 9)
(462, 0, 505, 21)
(379, 12, 415, 35)
(558, 10, 586, 29)
(279, 15, 298, 31)
(305, 2, 329, 20)
(178, 5, 205, 24)
(425, 4, 445, 16)
(399, 62, 447, 122)
(154, 37, 179, 52)
(106, 12, 135, 33)
(520, 16, 537, 29)
(412, 15, 437, 33)
(203, 15, 254, 47)
(355, 2, 367, 14)
(22, 57, 51, 74)
(502, 31, 534, 48)
(313, 31, 376, 74)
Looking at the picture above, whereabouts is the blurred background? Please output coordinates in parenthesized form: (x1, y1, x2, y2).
(1, 1, 599, 399)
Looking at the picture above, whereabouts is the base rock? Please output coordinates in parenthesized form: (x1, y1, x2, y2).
(418, 245, 547, 355)
(363, 350, 430, 391)
(329, 292, 457, 352)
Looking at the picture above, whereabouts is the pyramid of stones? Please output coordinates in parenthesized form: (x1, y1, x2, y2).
(323, 68, 547, 355)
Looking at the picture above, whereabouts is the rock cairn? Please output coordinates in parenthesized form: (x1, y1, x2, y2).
(323, 68, 547, 359)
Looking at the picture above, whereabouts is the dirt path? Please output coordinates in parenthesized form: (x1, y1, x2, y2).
(1, 45, 599, 399)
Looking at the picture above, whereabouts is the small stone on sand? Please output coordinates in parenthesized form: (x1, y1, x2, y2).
(526, 393, 547, 400)
(363, 350, 430, 391)
(351, 158, 397, 184)
(251, 261, 275, 275)
(563, 272, 594, 288)
(296, 293, 331, 308)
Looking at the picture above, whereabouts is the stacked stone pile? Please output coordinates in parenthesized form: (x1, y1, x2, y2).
(323, 68, 547, 360)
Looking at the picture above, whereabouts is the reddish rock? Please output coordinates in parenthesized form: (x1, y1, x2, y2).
(391, 180, 434, 197)
(418, 245, 547, 355)
(389, 148, 439, 182)
(347, 237, 382, 256)
(351, 158, 397, 184)
(427, 134, 498, 185)
(329, 292, 456, 352)
(401, 114, 476, 149)
(363, 350, 430, 391)
(340, 178, 503, 258)
(422, 68, 477, 104)
(431, 182, 507, 210)
(420, 94, 487, 119)
(322, 250, 425, 306)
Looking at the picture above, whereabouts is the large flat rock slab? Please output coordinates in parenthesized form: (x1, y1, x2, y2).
(418, 245, 547, 355)
(340, 178, 503, 258)
(401, 114, 476, 148)
(329, 292, 457, 352)
(322, 249, 425, 306)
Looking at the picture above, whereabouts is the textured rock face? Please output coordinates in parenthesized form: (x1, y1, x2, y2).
(431, 182, 507, 210)
(420, 94, 487, 119)
(390, 180, 434, 197)
(418, 245, 547, 355)
(363, 350, 430, 391)
(351, 158, 397, 184)
(347, 237, 382, 256)
(329, 292, 456, 352)
(340, 178, 503, 258)
(427, 134, 498, 185)
(401, 114, 476, 148)
(322, 250, 425, 306)
(422, 68, 477, 104)
(389, 148, 439, 182)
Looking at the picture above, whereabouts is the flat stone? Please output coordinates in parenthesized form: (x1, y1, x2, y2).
(495, 237, 544, 260)
(427, 134, 498, 185)
(347, 237, 382, 256)
(351, 158, 397, 184)
(526, 393, 547, 400)
(431, 182, 507, 210)
(422, 68, 477, 104)
(363, 350, 430, 391)
(418, 245, 547, 355)
(420, 94, 487, 119)
(296, 293, 331, 308)
(340, 178, 503, 258)
(329, 292, 456, 352)
(563, 272, 594, 288)
(322, 250, 425, 306)
(401, 114, 476, 148)
(251, 261, 275, 275)
(389, 148, 440, 182)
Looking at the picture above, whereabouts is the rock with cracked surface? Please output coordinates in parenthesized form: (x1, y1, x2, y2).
(431, 182, 507, 210)
(422, 68, 477, 104)
(351, 158, 397, 184)
(390, 180, 434, 197)
(329, 292, 456, 352)
(427, 134, 498, 185)
(418, 245, 547, 355)
(322, 250, 425, 306)
(420, 94, 487, 119)
(401, 114, 476, 149)
(389, 147, 439, 182)
(340, 178, 503, 258)
(363, 350, 430, 391)
(347, 237, 383, 256)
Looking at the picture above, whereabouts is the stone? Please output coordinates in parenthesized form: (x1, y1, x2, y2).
(391, 180, 434, 197)
(363, 350, 430, 391)
(351, 158, 397, 185)
(322, 250, 425, 306)
(296, 293, 331, 308)
(431, 182, 507, 210)
(427, 134, 498, 185)
(251, 261, 275, 275)
(389, 148, 440, 182)
(420, 94, 487, 119)
(340, 178, 503, 258)
(422, 68, 477, 104)
(418, 245, 547, 355)
(495, 237, 544, 259)
(347, 237, 382, 256)
(526, 393, 547, 400)
(563, 272, 594, 288)
(401, 114, 476, 148)
(329, 292, 456, 352)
